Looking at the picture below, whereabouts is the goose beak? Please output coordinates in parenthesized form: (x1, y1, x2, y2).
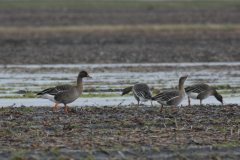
(185, 75, 188, 78)
(87, 75, 92, 78)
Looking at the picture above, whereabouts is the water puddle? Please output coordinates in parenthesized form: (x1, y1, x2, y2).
(0, 62, 239, 107)
(1, 96, 238, 107)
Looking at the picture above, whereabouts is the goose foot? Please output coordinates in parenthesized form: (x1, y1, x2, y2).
(188, 97, 191, 106)
(160, 105, 163, 112)
(53, 103, 58, 112)
(137, 101, 139, 108)
(64, 105, 68, 113)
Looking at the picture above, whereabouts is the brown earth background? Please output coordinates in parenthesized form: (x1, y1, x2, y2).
(1, 1, 240, 64)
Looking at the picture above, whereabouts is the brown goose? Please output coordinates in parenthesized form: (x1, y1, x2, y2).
(121, 83, 153, 107)
(185, 83, 223, 106)
(37, 71, 92, 113)
(152, 75, 188, 112)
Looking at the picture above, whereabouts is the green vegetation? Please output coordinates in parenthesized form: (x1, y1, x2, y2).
(0, 93, 37, 99)
(225, 143, 234, 147)
(80, 92, 121, 98)
(0, 88, 13, 91)
(151, 121, 157, 125)
(26, 107, 34, 112)
(26, 122, 35, 125)
(86, 156, 94, 160)
(218, 90, 231, 94)
(51, 148, 60, 153)
(0, 132, 7, 136)
(123, 121, 130, 126)
(6, 127, 11, 132)
(70, 123, 79, 128)
(0, 1, 240, 9)
(213, 144, 223, 148)
(213, 84, 231, 90)
(55, 155, 70, 160)
(11, 155, 26, 160)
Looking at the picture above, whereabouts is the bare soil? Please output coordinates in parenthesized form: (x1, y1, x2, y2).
(1, 8, 240, 27)
(1, 7, 240, 65)
(1, 30, 240, 65)
(0, 104, 240, 159)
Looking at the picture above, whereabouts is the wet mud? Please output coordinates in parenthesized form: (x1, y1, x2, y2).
(0, 104, 240, 159)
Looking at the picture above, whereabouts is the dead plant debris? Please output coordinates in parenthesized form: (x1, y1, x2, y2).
(0, 104, 240, 159)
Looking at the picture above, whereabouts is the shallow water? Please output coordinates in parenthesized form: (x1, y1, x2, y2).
(1, 96, 239, 108)
(0, 62, 239, 107)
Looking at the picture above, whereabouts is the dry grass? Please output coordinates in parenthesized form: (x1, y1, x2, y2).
(1, 24, 240, 34)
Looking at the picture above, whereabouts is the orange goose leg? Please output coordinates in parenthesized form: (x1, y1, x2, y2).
(137, 101, 140, 108)
(160, 105, 163, 112)
(188, 97, 191, 106)
(151, 101, 153, 107)
(64, 105, 68, 113)
(200, 100, 202, 105)
(171, 107, 174, 112)
(53, 103, 58, 112)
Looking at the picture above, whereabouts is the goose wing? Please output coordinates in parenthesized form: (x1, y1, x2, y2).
(37, 84, 73, 96)
(185, 84, 209, 94)
(152, 90, 180, 102)
(133, 83, 152, 100)
(133, 89, 152, 101)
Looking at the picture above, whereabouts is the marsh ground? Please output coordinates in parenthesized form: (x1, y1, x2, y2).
(1, 63, 240, 107)
(0, 63, 240, 159)
(1, 1, 240, 159)
(0, 105, 240, 160)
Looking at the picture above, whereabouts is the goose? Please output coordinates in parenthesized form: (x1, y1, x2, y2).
(37, 71, 92, 113)
(121, 83, 153, 107)
(152, 75, 188, 112)
(185, 83, 223, 106)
